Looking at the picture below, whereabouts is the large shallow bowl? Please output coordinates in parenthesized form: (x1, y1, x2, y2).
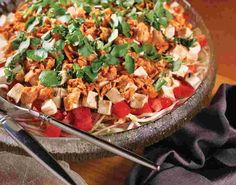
(0, 0, 216, 161)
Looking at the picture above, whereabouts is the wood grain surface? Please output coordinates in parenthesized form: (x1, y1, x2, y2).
(70, 1, 236, 184)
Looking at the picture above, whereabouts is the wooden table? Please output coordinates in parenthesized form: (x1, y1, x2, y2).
(70, 1, 236, 184)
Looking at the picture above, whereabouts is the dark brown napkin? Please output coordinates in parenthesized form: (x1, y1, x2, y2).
(125, 84, 236, 185)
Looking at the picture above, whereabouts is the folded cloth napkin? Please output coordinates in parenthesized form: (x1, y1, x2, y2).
(125, 84, 236, 185)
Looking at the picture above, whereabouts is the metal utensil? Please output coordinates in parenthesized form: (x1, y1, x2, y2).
(0, 110, 77, 185)
(0, 96, 160, 171)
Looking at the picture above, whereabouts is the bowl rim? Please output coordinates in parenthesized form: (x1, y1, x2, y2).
(0, 0, 217, 161)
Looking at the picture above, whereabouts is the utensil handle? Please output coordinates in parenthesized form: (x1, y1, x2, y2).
(37, 113, 159, 171)
(0, 113, 77, 185)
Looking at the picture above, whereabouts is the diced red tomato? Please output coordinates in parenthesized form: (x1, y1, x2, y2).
(72, 107, 93, 131)
(52, 110, 65, 120)
(187, 65, 196, 73)
(131, 103, 152, 115)
(148, 98, 162, 112)
(195, 34, 207, 48)
(62, 112, 74, 125)
(159, 97, 173, 109)
(44, 124, 61, 137)
(173, 84, 195, 99)
(112, 101, 131, 118)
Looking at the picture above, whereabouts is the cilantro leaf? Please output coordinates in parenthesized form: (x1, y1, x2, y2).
(66, 29, 84, 46)
(39, 70, 61, 87)
(130, 43, 142, 53)
(83, 66, 98, 83)
(144, 0, 173, 30)
(101, 54, 119, 65)
(5, 52, 23, 69)
(52, 25, 68, 38)
(26, 16, 41, 33)
(55, 54, 65, 71)
(4, 68, 16, 82)
(68, 63, 84, 78)
(111, 44, 129, 57)
(91, 59, 103, 73)
(54, 39, 65, 51)
(174, 37, 197, 48)
(142, 44, 160, 60)
(11, 31, 26, 50)
(18, 38, 30, 53)
(79, 41, 94, 57)
(31, 37, 41, 47)
(26, 49, 48, 61)
(125, 55, 135, 74)
(119, 18, 130, 37)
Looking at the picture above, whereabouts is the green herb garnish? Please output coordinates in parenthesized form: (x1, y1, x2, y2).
(142, 44, 161, 60)
(26, 49, 48, 61)
(4, 68, 16, 82)
(154, 77, 167, 91)
(11, 31, 26, 50)
(174, 37, 197, 48)
(111, 44, 129, 57)
(144, 0, 173, 30)
(31, 37, 41, 47)
(125, 55, 135, 74)
(83, 66, 98, 82)
(163, 55, 182, 72)
(39, 70, 61, 87)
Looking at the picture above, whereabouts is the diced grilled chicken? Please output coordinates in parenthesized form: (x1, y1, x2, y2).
(130, 93, 148, 109)
(7, 13, 15, 24)
(172, 45, 188, 61)
(7, 83, 24, 103)
(124, 82, 138, 91)
(0, 68, 7, 84)
(106, 87, 124, 103)
(64, 91, 81, 111)
(187, 42, 201, 61)
(52, 88, 68, 108)
(0, 34, 7, 50)
(163, 25, 175, 39)
(82, 91, 98, 109)
(59, 70, 68, 85)
(52, 96, 61, 108)
(135, 22, 150, 43)
(55, 88, 67, 97)
(41, 99, 58, 116)
(24, 70, 40, 85)
(0, 15, 7, 27)
(161, 86, 175, 100)
(21, 86, 40, 105)
(134, 66, 148, 77)
(98, 100, 112, 115)
(0, 51, 6, 64)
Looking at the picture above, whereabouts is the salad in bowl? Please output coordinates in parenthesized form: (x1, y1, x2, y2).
(0, 0, 209, 138)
